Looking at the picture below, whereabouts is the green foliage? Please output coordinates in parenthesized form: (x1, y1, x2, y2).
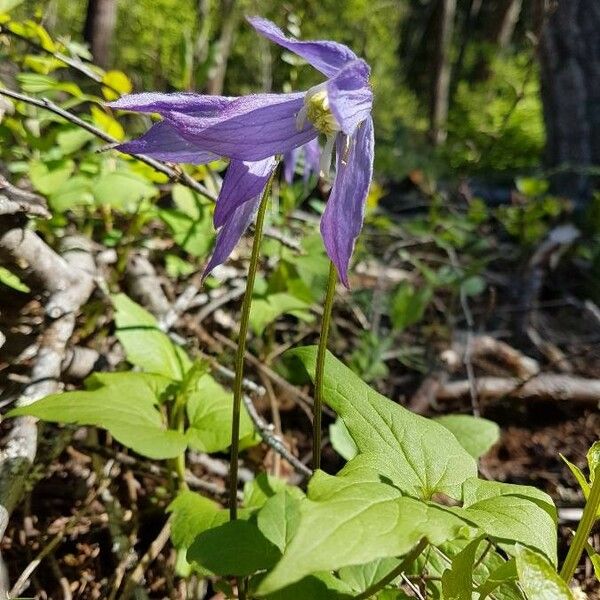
(0, 266, 29, 292)
(515, 545, 573, 600)
(561, 441, 600, 518)
(11, 295, 255, 459)
(389, 281, 432, 332)
(433, 415, 500, 459)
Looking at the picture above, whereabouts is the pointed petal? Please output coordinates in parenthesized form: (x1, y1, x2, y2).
(203, 196, 261, 278)
(320, 118, 374, 287)
(164, 93, 317, 161)
(283, 147, 300, 183)
(213, 158, 277, 227)
(303, 138, 321, 181)
(115, 121, 219, 164)
(327, 60, 372, 135)
(247, 17, 358, 78)
(108, 92, 231, 116)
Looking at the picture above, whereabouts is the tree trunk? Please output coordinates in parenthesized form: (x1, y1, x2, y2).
(429, 0, 457, 145)
(538, 0, 600, 204)
(205, 0, 240, 95)
(489, 0, 522, 48)
(83, 0, 117, 69)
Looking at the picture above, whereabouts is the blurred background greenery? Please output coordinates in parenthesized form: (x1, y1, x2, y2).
(17, 0, 546, 180)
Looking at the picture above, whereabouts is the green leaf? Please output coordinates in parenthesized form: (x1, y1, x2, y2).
(329, 418, 358, 461)
(165, 254, 195, 279)
(188, 519, 280, 576)
(185, 372, 255, 452)
(168, 490, 229, 577)
(249, 293, 312, 335)
(168, 491, 228, 552)
(452, 479, 557, 565)
(56, 128, 95, 154)
(258, 471, 473, 594)
(49, 175, 94, 212)
(256, 573, 353, 600)
(93, 171, 156, 211)
(461, 275, 486, 297)
(91, 106, 125, 140)
(0, 266, 29, 292)
(338, 557, 402, 594)
(257, 491, 302, 553)
(434, 415, 500, 459)
(390, 282, 431, 331)
(441, 537, 483, 600)
(0, 0, 25, 11)
(113, 293, 191, 379)
(478, 558, 519, 600)
(587, 441, 600, 482)
(516, 177, 549, 198)
(29, 159, 74, 195)
(561, 454, 590, 498)
(585, 542, 600, 581)
(159, 208, 214, 258)
(172, 184, 202, 219)
(9, 372, 185, 459)
(102, 70, 132, 101)
(288, 347, 477, 500)
(244, 473, 301, 509)
(514, 545, 572, 600)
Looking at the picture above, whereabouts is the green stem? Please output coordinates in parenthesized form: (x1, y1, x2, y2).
(170, 395, 188, 491)
(560, 465, 600, 582)
(229, 174, 274, 521)
(312, 260, 337, 471)
(355, 538, 428, 599)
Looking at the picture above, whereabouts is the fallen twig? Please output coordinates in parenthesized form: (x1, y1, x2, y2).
(118, 520, 171, 600)
(436, 374, 600, 404)
(241, 394, 311, 477)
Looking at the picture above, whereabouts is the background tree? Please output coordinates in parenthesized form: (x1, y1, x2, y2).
(538, 0, 600, 205)
(83, 0, 117, 68)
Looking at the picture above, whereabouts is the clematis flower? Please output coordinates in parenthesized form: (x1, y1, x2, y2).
(109, 17, 374, 286)
(283, 138, 321, 184)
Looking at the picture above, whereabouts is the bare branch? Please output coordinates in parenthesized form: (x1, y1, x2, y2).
(0, 87, 217, 201)
(436, 374, 600, 404)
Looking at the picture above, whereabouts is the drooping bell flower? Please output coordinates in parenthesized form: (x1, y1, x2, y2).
(109, 17, 374, 286)
(283, 138, 321, 184)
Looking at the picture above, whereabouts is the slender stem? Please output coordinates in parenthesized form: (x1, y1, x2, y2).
(170, 393, 189, 491)
(355, 538, 429, 599)
(312, 260, 337, 471)
(560, 465, 600, 582)
(229, 174, 275, 521)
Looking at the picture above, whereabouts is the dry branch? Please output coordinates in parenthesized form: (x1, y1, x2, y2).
(436, 374, 600, 404)
(0, 235, 95, 577)
(442, 334, 540, 378)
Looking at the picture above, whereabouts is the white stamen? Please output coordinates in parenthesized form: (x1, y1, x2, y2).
(319, 133, 337, 180)
(296, 105, 308, 131)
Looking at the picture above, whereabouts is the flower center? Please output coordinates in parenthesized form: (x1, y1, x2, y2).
(297, 83, 341, 135)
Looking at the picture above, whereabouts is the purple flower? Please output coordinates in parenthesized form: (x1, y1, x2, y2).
(283, 138, 321, 184)
(109, 17, 374, 286)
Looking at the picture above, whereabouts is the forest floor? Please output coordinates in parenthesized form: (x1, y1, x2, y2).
(1, 184, 599, 599)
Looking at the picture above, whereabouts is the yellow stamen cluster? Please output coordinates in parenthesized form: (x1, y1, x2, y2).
(305, 90, 339, 135)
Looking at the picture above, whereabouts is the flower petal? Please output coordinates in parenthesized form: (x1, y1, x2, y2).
(108, 92, 231, 116)
(115, 121, 219, 164)
(303, 138, 321, 181)
(213, 158, 277, 227)
(203, 195, 261, 278)
(247, 17, 358, 78)
(320, 118, 374, 287)
(164, 93, 317, 161)
(327, 60, 372, 135)
(283, 147, 300, 184)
